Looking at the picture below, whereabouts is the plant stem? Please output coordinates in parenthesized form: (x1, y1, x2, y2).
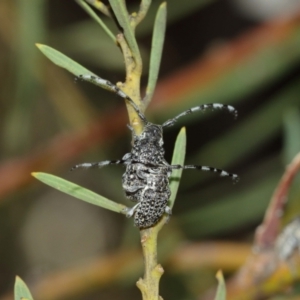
(136, 217, 167, 300)
(117, 33, 144, 134)
(255, 152, 300, 250)
(132, 0, 151, 28)
(115, 2, 168, 299)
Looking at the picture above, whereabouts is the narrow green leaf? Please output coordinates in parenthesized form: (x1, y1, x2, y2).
(75, 0, 116, 42)
(169, 127, 186, 208)
(108, 0, 140, 60)
(14, 277, 33, 300)
(32, 172, 127, 214)
(37, 44, 126, 92)
(214, 271, 226, 300)
(144, 2, 167, 106)
(85, 0, 112, 17)
(36, 44, 96, 77)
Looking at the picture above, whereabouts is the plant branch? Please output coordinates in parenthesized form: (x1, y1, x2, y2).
(137, 214, 168, 300)
(137, 225, 165, 300)
(255, 152, 300, 250)
(132, 0, 151, 29)
(116, 33, 144, 135)
(109, 0, 141, 66)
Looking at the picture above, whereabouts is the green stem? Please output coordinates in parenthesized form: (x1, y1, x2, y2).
(132, 0, 151, 28)
(137, 221, 166, 300)
(116, 33, 144, 134)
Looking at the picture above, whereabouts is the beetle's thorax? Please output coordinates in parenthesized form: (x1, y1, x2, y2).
(131, 123, 165, 165)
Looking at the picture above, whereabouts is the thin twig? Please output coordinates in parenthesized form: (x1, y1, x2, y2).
(131, 0, 151, 29)
(116, 33, 144, 134)
(255, 152, 300, 250)
(215, 152, 300, 300)
(137, 217, 167, 300)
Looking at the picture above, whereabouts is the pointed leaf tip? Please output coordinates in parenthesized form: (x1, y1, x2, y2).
(14, 276, 33, 300)
(36, 44, 95, 77)
(214, 270, 226, 300)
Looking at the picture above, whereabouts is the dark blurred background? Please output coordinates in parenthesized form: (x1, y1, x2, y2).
(1, 0, 300, 299)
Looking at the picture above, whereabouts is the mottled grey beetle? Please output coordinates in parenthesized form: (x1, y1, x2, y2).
(72, 75, 239, 228)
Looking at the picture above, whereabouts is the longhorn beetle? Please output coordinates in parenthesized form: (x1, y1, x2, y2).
(72, 75, 239, 228)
